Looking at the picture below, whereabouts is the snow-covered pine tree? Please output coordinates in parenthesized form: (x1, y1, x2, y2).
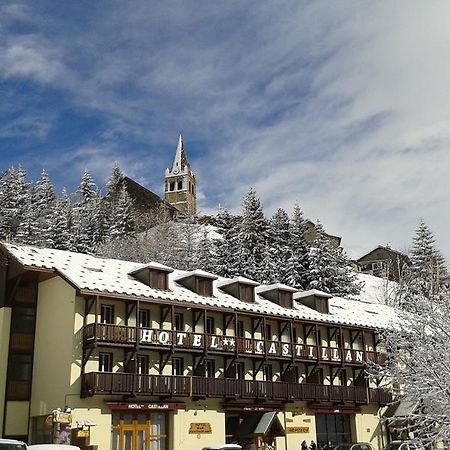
(307, 221, 335, 293)
(308, 221, 361, 296)
(2, 166, 30, 240)
(33, 170, 57, 247)
(52, 188, 74, 250)
(108, 185, 136, 241)
(409, 220, 448, 298)
(106, 163, 124, 202)
(237, 188, 268, 282)
(72, 170, 97, 253)
(213, 207, 241, 278)
(92, 190, 110, 248)
(263, 208, 291, 284)
(286, 204, 310, 289)
(195, 228, 215, 272)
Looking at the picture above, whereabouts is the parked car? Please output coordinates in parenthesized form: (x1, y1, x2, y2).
(201, 445, 242, 450)
(0, 440, 28, 450)
(384, 441, 424, 450)
(334, 443, 374, 450)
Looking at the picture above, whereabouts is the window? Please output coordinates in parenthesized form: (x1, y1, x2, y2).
(263, 364, 273, 382)
(205, 359, 215, 378)
(239, 284, 254, 302)
(138, 309, 151, 328)
(206, 317, 215, 334)
(265, 324, 272, 340)
(169, 182, 175, 191)
(174, 313, 184, 331)
(237, 321, 245, 337)
(279, 291, 293, 308)
(235, 362, 245, 380)
(99, 353, 113, 372)
(8, 354, 32, 381)
(100, 305, 114, 324)
(149, 271, 167, 290)
(177, 180, 183, 190)
(172, 358, 183, 376)
(196, 278, 213, 297)
(11, 307, 35, 334)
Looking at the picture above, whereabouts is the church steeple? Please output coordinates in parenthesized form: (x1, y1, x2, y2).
(170, 133, 189, 174)
(164, 133, 197, 215)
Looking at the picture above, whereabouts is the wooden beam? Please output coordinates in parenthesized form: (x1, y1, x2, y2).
(159, 352, 171, 372)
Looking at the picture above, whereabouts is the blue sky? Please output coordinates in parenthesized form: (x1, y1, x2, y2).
(2, 1, 450, 260)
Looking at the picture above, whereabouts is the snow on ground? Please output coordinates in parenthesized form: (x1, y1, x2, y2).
(351, 272, 398, 304)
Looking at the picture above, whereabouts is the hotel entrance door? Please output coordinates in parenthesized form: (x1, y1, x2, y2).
(112, 412, 167, 450)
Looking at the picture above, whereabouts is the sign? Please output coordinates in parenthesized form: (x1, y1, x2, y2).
(76, 430, 90, 438)
(107, 402, 185, 411)
(137, 328, 367, 364)
(189, 423, 212, 434)
(287, 427, 309, 433)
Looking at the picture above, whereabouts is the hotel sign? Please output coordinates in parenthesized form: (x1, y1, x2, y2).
(139, 329, 366, 364)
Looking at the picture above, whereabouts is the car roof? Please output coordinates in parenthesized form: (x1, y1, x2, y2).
(0, 440, 27, 445)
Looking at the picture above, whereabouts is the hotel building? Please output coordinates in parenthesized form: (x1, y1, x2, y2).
(0, 243, 394, 450)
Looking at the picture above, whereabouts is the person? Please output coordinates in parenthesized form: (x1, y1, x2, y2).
(310, 440, 317, 450)
(302, 441, 308, 450)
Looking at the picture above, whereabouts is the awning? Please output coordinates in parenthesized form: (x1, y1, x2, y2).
(383, 397, 418, 419)
(232, 412, 285, 437)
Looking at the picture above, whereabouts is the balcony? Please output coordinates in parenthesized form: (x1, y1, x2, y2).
(81, 372, 392, 405)
(83, 323, 385, 366)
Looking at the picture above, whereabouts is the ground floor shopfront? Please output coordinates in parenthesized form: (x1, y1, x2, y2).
(26, 400, 385, 450)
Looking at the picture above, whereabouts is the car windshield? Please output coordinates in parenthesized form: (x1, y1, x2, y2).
(0, 444, 27, 450)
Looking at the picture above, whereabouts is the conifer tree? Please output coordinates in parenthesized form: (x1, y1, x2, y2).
(33, 170, 57, 247)
(409, 220, 448, 296)
(108, 185, 135, 241)
(2, 166, 30, 240)
(238, 188, 268, 281)
(287, 204, 310, 289)
(107, 163, 124, 202)
(263, 208, 291, 284)
(307, 221, 361, 296)
(52, 189, 73, 250)
(214, 207, 241, 277)
(196, 228, 215, 272)
(308, 221, 335, 293)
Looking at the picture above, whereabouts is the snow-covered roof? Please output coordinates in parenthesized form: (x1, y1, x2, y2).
(294, 289, 333, 299)
(2, 242, 399, 330)
(174, 269, 218, 281)
(128, 261, 174, 275)
(256, 283, 298, 294)
(217, 276, 260, 288)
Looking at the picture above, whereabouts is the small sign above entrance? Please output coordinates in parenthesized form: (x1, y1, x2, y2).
(287, 427, 310, 433)
(189, 423, 212, 434)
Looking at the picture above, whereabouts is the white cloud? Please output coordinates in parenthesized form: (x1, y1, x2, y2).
(2, 1, 450, 260)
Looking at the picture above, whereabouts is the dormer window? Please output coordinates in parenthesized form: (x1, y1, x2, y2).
(197, 277, 213, 297)
(217, 277, 259, 303)
(294, 289, 332, 314)
(256, 283, 298, 308)
(129, 262, 174, 291)
(150, 270, 168, 290)
(239, 284, 255, 303)
(175, 269, 218, 297)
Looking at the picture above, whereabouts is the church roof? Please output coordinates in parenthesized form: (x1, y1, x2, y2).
(170, 133, 189, 174)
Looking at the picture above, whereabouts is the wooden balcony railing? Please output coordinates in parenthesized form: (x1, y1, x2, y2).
(81, 372, 392, 405)
(83, 324, 386, 366)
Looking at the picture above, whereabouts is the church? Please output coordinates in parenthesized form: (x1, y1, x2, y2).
(122, 134, 197, 218)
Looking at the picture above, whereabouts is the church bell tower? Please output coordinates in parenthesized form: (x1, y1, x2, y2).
(164, 133, 197, 215)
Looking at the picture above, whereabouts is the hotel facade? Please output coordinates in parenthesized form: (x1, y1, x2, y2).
(0, 243, 394, 450)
